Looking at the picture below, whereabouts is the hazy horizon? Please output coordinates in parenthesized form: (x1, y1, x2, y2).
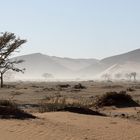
(14, 47, 140, 60)
(1, 0, 140, 59)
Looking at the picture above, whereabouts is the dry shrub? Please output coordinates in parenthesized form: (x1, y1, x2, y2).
(95, 91, 139, 108)
(73, 83, 86, 89)
(0, 100, 36, 119)
(39, 97, 67, 112)
(0, 100, 17, 107)
(57, 84, 70, 88)
(102, 85, 123, 89)
(127, 87, 135, 92)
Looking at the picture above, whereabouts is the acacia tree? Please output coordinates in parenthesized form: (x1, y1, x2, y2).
(125, 73, 132, 81)
(0, 32, 26, 87)
(101, 73, 111, 81)
(130, 72, 137, 81)
(42, 73, 54, 80)
(0, 60, 25, 87)
(125, 72, 137, 82)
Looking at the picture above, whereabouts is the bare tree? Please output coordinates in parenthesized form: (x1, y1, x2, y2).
(0, 32, 26, 63)
(0, 32, 26, 87)
(130, 72, 137, 81)
(101, 73, 111, 81)
(42, 73, 54, 80)
(125, 72, 137, 82)
(125, 73, 132, 81)
(0, 59, 25, 87)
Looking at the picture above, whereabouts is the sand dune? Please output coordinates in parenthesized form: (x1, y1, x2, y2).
(0, 112, 140, 140)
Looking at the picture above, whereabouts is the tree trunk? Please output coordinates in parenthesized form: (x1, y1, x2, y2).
(134, 75, 136, 81)
(0, 73, 3, 88)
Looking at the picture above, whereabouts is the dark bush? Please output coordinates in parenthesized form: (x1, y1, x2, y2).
(0, 100, 36, 119)
(57, 84, 70, 88)
(96, 91, 139, 107)
(73, 83, 86, 89)
(0, 100, 17, 107)
(127, 88, 135, 92)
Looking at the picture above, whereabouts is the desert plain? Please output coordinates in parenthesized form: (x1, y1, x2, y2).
(0, 81, 140, 140)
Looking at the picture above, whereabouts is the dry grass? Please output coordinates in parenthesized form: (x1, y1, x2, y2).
(38, 95, 105, 116)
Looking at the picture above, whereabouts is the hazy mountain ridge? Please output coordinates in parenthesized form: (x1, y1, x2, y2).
(12, 48, 140, 80)
(101, 49, 140, 67)
(79, 49, 140, 79)
(13, 53, 73, 79)
(51, 56, 99, 71)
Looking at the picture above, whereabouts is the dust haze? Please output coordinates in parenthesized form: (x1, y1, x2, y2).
(9, 48, 140, 82)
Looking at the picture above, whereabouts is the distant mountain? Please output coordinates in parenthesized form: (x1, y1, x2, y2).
(81, 49, 140, 78)
(51, 56, 98, 71)
(11, 48, 140, 80)
(12, 53, 72, 80)
(12, 53, 98, 80)
(77, 62, 105, 78)
(97, 49, 140, 79)
(101, 49, 140, 67)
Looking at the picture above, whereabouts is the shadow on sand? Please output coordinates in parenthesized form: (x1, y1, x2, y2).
(58, 107, 105, 116)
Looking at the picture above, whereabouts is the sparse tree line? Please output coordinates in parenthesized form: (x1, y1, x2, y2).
(0, 32, 26, 87)
(102, 72, 137, 82)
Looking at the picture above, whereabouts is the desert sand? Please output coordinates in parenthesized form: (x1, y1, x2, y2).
(0, 112, 139, 140)
(0, 81, 140, 140)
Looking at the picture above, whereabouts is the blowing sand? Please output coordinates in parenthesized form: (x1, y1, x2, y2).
(0, 112, 139, 140)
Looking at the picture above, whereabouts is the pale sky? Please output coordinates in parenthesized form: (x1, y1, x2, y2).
(0, 0, 140, 59)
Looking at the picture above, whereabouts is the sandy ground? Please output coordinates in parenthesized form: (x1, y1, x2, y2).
(0, 81, 140, 140)
(0, 81, 140, 105)
(0, 112, 139, 140)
